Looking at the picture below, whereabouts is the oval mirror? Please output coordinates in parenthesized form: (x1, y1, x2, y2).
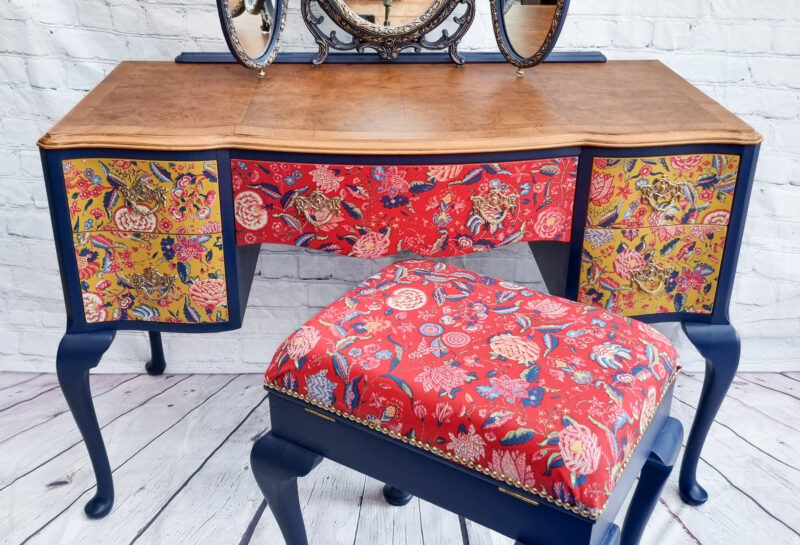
(491, 0, 570, 73)
(217, 0, 288, 76)
(306, 0, 473, 64)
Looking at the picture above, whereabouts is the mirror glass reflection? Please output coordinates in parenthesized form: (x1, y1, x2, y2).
(503, 0, 557, 58)
(230, 0, 275, 58)
(346, 0, 434, 27)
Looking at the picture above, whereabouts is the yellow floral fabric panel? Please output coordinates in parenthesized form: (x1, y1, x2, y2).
(578, 225, 727, 315)
(74, 231, 228, 324)
(587, 154, 739, 229)
(63, 159, 222, 234)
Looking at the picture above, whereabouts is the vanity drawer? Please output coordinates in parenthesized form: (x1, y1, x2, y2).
(587, 154, 740, 229)
(73, 231, 228, 324)
(62, 158, 221, 235)
(231, 157, 578, 256)
(578, 225, 727, 315)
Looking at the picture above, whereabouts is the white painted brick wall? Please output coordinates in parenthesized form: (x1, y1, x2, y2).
(1, 0, 798, 373)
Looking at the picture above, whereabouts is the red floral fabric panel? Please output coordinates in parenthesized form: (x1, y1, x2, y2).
(265, 260, 680, 519)
(232, 158, 577, 256)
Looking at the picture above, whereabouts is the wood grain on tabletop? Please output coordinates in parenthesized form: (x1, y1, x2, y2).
(38, 61, 762, 154)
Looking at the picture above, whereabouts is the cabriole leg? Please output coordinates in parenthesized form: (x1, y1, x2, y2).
(145, 331, 167, 375)
(620, 417, 682, 545)
(56, 330, 117, 518)
(679, 322, 739, 505)
(251, 432, 322, 545)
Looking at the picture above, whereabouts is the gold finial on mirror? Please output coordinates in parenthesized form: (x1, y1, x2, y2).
(491, 0, 570, 72)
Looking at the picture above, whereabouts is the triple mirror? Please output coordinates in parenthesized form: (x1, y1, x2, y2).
(216, 0, 569, 75)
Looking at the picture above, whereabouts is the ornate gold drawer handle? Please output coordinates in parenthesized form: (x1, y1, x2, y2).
(629, 261, 675, 295)
(288, 189, 343, 227)
(120, 177, 168, 217)
(471, 188, 519, 228)
(121, 267, 178, 299)
(640, 175, 690, 211)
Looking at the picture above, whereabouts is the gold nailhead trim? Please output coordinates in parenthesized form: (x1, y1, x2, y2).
(263, 369, 679, 521)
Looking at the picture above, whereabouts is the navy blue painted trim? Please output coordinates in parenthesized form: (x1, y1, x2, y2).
(41, 149, 79, 332)
(564, 145, 594, 302)
(174, 50, 607, 64)
(230, 147, 583, 165)
(41, 147, 247, 334)
(708, 144, 759, 326)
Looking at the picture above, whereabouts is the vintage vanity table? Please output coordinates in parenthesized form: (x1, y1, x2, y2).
(38, 1, 761, 544)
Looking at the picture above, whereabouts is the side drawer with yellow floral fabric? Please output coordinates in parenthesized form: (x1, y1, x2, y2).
(579, 153, 740, 316)
(63, 158, 229, 324)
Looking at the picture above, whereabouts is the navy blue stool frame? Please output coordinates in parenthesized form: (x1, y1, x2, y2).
(253, 387, 682, 545)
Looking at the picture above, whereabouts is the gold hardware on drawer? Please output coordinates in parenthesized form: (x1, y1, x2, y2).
(497, 487, 539, 506)
(630, 261, 675, 295)
(119, 176, 168, 216)
(640, 176, 690, 211)
(121, 267, 178, 299)
(471, 188, 519, 228)
(304, 407, 336, 423)
(289, 189, 343, 226)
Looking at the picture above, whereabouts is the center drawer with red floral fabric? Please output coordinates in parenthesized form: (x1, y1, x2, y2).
(231, 157, 578, 257)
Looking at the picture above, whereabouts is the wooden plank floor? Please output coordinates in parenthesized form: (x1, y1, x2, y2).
(1, 372, 798, 545)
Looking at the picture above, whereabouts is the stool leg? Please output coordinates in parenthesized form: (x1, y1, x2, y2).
(251, 432, 322, 545)
(56, 330, 117, 518)
(620, 417, 683, 545)
(145, 331, 167, 375)
(679, 322, 739, 505)
(382, 484, 413, 506)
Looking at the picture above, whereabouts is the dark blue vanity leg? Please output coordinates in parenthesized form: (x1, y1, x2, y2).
(145, 331, 167, 375)
(679, 322, 740, 505)
(620, 417, 682, 545)
(251, 432, 322, 545)
(56, 330, 117, 518)
(382, 484, 413, 506)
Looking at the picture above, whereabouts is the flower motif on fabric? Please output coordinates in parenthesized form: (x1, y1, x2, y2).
(559, 424, 602, 475)
(489, 334, 541, 363)
(310, 165, 345, 192)
(447, 424, 486, 462)
(306, 370, 336, 405)
(387, 288, 427, 311)
(235, 190, 268, 231)
(287, 326, 321, 360)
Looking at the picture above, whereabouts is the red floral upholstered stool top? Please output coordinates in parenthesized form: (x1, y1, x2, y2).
(265, 260, 680, 519)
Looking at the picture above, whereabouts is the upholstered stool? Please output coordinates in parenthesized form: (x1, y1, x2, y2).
(252, 260, 682, 545)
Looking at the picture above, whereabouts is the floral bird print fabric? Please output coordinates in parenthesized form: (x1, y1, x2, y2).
(232, 158, 577, 256)
(265, 260, 680, 519)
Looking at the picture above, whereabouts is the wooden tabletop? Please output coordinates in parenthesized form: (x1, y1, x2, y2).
(38, 61, 761, 154)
